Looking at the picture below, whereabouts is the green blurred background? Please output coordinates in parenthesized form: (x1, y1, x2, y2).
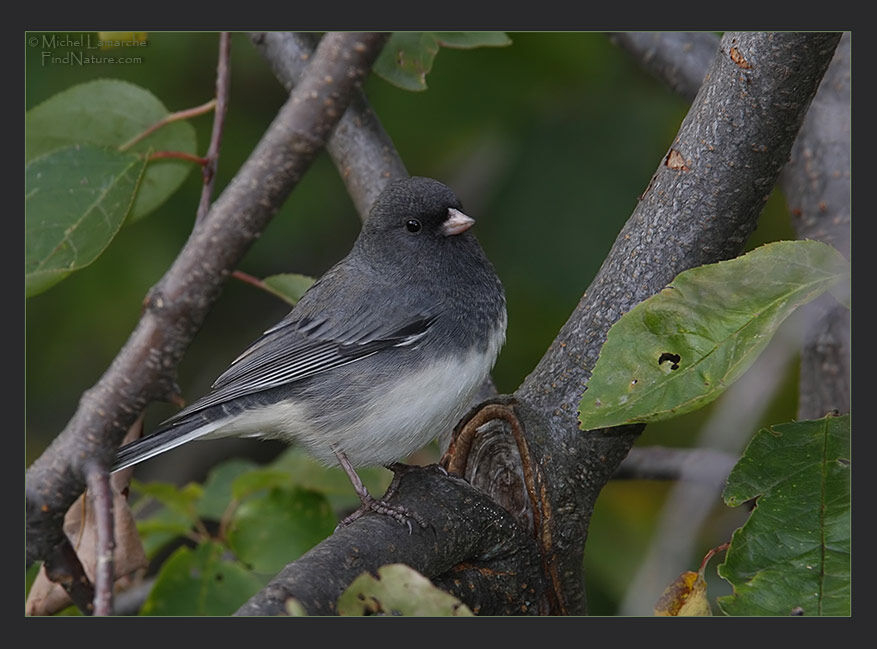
(24, 32, 799, 615)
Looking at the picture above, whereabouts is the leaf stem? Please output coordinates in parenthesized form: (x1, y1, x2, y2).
(699, 542, 729, 574)
(119, 98, 217, 152)
(147, 151, 209, 165)
(231, 269, 268, 291)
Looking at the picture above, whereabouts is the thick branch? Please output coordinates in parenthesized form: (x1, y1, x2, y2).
(520, 30, 841, 442)
(251, 32, 408, 220)
(508, 31, 841, 613)
(235, 466, 547, 615)
(25, 32, 388, 568)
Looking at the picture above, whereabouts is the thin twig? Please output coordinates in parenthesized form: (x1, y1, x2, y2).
(196, 32, 232, 226)
(231, 269, 268, 291)
(85, 466, 115, 616)
(119, 99, 217, 152)
(612, 446, 738, 486)
(147, 151, 208, 165)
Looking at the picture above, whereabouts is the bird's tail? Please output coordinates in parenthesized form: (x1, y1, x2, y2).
(112, 417, 224, 473)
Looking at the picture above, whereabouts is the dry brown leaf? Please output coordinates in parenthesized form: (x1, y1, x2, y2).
(653, 543, 728, 616)
(26, 419, 149, 615)
(654, 570, 711, 616)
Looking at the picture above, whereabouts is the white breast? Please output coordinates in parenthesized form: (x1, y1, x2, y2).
(204, 317, 506, 468)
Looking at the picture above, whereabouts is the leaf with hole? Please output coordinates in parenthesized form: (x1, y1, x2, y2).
(337, 563, 474, 616)
(374, 32, 511, 91)
(577, 240, 850, 430)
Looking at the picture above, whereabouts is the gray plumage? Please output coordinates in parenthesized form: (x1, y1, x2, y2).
(114, 177, 506, 475)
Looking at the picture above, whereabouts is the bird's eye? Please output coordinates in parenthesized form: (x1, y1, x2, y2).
(405, 219, 422, 233)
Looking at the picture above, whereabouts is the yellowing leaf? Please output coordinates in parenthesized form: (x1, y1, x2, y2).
(337, 564, 473, 616)
(655, 543, 727, 616)
(654, 570, 711, 616)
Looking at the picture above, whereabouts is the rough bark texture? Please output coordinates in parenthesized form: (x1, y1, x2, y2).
(236, 465, 547, 615)
(507, 31, 841, 613)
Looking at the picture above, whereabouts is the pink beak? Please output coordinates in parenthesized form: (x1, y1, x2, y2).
(442, 208, 475, 236)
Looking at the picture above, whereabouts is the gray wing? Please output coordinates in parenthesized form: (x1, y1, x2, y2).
(162, 301, 441, 425)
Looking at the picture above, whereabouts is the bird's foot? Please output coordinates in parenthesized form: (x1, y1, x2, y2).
(337, 493, 427, 534)
(332, 452, 428, 533)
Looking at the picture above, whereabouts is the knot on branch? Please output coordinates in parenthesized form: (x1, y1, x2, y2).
(441, 397, 533, 533)
(440, 396, 569, 614)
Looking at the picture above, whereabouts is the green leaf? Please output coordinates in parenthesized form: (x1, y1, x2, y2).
(131, 480, 203, 522)
(337, 564, 474, 616)
(374, 32, 511, 91)
(230, 468, 293, 501)
(135, 508, 197, 559)
(285, 598, 309, 616)
(196, 458, 260, 521)
(261, 273, 315, 305)
(140, 542, 267, 616)
(717, 414, 850, 616)
(433, 32, 512, 48)
(374, 33, 439, 91)
(25, 78, 197, 221)
(25, 144, 148, 297)
(268, 447, 392, 511)
(577, 240, 850, 430)
(226, 486, 336, 575)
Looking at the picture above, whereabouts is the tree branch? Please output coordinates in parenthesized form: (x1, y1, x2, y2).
(251, 32, 408, 220)
(781, 33, 850, 419)
(507, 31, 840, 613)
(25, 32, 388, 579)
(236, 466, 547, 615)
(612, 446, 737, 486)
(609, 32, 718, 103)
(84, 467, 115, 616)
(195, 31, 232, 226)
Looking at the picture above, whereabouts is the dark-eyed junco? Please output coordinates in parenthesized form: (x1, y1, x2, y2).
(113, 176, 506, 524)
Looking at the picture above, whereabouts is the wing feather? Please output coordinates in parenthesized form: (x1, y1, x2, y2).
(161, 310, 440, 425)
